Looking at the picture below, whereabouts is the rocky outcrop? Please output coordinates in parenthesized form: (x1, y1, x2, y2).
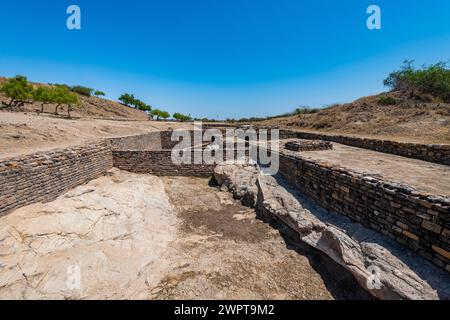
(213, 164, 450, 300)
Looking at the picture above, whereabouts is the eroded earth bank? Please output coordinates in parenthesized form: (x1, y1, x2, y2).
(0, 169, 370, 299)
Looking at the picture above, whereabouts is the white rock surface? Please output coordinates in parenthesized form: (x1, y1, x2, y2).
(0, 169, 178, 299)
(213, 164, 450, 300)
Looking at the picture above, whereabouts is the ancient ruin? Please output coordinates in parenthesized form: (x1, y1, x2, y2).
(1, 125, 449, 300)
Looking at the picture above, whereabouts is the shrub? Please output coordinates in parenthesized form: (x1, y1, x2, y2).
(173, 112, 192, 122)
(378, 95, 397, 106)
(384, 60, 450, 102)
(94, 90, 105, 97)
(152, 109, 171, 120)
(292, 106, 320, 115)
(118, 93, 135, 107)
(50, 83, 71, 91)
(0, 75, 34, 109)
(71, 85, 94, 97)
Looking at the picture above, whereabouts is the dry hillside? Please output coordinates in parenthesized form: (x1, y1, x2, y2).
(256, 92, 450, 144)
(0, 77, 149, 120)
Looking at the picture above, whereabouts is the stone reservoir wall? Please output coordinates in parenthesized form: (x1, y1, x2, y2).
(278, 151, 450, 272)
(112, 150, 215, 177)
(0, 141, 113, 217)
(278, 130, 450, 166)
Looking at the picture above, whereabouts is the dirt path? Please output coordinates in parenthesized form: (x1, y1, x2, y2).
(0, 170, 370, 299)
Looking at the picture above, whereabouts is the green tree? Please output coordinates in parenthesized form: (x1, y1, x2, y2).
(94, 90, 105, 98)
(173, 112, 192, 122)
(71, 85, 93, 97)
(152, 109, 171, 120)
(384, 60, 450, 102)
(0, 75, 34, 109)
(33, 86, 55, 113)
(118, 93, 136, 107)
(52, 86, 80, 117)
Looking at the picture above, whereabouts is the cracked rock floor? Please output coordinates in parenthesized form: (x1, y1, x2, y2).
(0, 169, 370, 299)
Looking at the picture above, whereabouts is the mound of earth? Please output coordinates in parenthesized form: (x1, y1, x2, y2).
(0, 78, 149, 121)
(255, 92, 450, 144)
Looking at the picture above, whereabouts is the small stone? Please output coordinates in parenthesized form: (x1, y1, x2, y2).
(396, 221, 409, 230)
(402, 230, 419, 241)
(422, 220, 442, 234)
(432, 246, 450, 260)
(442, 228, 450, 238)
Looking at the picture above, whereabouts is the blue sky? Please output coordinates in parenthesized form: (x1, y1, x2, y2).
(0, 0, 449, 119)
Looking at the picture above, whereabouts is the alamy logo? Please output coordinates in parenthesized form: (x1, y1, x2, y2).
(367, 5, 381, 30)
(171, 122, 280, 175)
(67, 5, 81, 30)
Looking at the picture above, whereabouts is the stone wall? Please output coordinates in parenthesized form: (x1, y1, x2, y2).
(0, 142, 113, 217)
(284, 140, 333, 152)
(278, 151, 450, 272)
(112, 150, 215, 177)
(279, 130, 450, 166)
(110, 132, 163, 150)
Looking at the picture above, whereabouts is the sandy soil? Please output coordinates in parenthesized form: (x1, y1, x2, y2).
(0, 170, 370, 300)
(282, 142, 450, 196)
(0, 111, 190, 159)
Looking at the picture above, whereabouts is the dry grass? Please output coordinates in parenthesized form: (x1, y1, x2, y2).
(256, 93, 450, 144)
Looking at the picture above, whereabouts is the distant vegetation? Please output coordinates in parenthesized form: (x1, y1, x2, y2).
(71, 85, 94, 97)
(118, 93, 152, 112)
(230, 105, 321, 123)
(152, 109, 171, 120)
(384, 60, 450, 102)
(49, 83, 105, 98)
(378, 95, 397, 106)
(94, 90, 105, 98)
(0, 75, 34, 109)
(0, 75, 80, 117)
(173, 112, 192, 122)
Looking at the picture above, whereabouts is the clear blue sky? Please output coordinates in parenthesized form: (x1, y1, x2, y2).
(1, 0, 449, 119)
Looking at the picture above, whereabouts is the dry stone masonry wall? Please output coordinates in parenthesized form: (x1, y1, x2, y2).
(112, 150, 215, 177)
(284, 140, 333, 152)
(278, 129, 450, 166)
(0, 141, 113, 216)
(1, 129, 449, 274)
(278, 151, 450, 272)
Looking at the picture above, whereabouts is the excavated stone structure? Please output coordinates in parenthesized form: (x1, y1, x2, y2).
(213, 164, 450, 300)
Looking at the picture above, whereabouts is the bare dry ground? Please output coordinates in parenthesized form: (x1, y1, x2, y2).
(254, 93, 450, 144)
(0, 170, 370, 299)
(0, 112, 190, 159)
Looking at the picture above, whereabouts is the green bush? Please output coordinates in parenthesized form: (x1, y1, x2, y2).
(152, 109, 170, 120)
(71, 85, 94, 97)
(377, 95, 397, 106)
(173, 112, 192, 122)
(94, 90, 105, 97)
(118, 93, 135, 106)
(292, 106, 320, 115)
(0, 75, 34, 109)
(118, 93, 152, 112)
(384, 60, 450, 102)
